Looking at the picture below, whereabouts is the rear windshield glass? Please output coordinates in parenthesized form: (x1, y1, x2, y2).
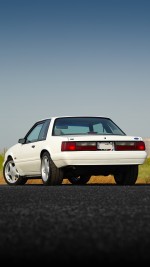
(53, 117, 126, 136)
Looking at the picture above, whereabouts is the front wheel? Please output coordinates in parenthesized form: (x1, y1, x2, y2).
(114, 165, 138, 185)
(41, 152, 63, 185)
(3, 158, 28, 185)
(68, 175, 91, 185)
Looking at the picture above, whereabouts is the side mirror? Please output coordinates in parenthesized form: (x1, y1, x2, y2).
(18, 138, 26, 144)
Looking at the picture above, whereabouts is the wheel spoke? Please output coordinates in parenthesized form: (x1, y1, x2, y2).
(9, 163, 18, 176)
(45, 159, 49, 173)
(42, 156, 50, 182)
(7, 170, 11, 176)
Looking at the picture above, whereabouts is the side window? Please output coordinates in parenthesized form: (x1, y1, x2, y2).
(26, 123, 44, 143)
(38, 120, 50, 141)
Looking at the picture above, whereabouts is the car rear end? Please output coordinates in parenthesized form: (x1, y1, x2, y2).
(52, 134, 147, 168)
(50, 116, 146, 167)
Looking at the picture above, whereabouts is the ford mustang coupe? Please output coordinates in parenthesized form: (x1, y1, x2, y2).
(3, 116, 147, 185)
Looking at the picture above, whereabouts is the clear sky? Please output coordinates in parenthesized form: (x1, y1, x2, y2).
(0, 0, 150, 150)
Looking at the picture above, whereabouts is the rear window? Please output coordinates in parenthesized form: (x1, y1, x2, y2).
(52, 117, 125, 136)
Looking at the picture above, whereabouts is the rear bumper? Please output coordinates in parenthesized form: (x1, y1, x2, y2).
(52, 151, 147, 168)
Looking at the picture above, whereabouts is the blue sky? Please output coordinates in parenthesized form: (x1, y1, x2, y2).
(0, 0, 150, 150)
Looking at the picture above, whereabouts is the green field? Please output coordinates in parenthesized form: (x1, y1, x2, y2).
(138, 157, 150, 183)
(0, 154, 150, 183)
(0, 154, 4, 171)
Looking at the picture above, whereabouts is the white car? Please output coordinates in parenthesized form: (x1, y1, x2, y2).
(3, 116, 147, 185)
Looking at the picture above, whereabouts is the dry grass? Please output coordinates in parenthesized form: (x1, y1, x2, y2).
(0, 171, 5, 184)
(0, 171, 148, 185)
(0, 171, 115, 185)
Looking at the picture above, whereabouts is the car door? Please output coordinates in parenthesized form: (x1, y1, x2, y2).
(15, 120, 50, 175)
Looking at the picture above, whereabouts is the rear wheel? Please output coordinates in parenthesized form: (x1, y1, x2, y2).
(114, 165, 138, 185)
(3, 158, 28, 185)
(68, 175, 91, 185)
(41, 152, 63, 185)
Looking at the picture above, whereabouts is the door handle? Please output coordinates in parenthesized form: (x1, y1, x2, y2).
(32, 145, 35, 148)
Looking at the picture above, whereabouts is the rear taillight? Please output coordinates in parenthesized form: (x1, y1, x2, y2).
(61, 142, 76, 151)
(61, 141, 146, 151)
(61, 141, 97, 151)
(115, 141, 145, 151)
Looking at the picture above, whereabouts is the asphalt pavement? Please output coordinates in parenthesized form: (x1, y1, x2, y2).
(0, 184, 150, 265)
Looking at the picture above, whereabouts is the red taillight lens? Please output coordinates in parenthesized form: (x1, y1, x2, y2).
(135, 141, 145, 150)
(115, 141, 145, 151)
(61, 142, 76, 151)
(61, 141, 97, 151)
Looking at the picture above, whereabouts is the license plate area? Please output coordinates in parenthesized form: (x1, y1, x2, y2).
(97, 142, 114, 151)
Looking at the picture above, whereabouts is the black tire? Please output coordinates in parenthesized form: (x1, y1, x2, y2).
(3, 158, 28, 185)
(114, 165, 138, 185)
(68, 175, 91, 185)
(41, 152, 63, 185)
